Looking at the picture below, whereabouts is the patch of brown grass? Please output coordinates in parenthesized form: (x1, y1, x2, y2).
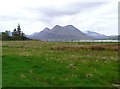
(51, 44, 118, 51)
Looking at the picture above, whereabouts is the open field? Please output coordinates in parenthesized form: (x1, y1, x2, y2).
(2, 41, 120, 87)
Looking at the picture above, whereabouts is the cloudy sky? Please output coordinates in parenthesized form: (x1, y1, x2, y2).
(0, 0, 119, 36)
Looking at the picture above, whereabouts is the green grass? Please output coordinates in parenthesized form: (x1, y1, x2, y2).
(2, 41, 120, 87)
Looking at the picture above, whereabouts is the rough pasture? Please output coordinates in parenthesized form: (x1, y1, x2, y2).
(2, 41, 119, 87)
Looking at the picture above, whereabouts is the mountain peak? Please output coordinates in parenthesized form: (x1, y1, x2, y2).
(65, 25, 74, 28)
(65, 25, 81, 33)
(53, 25, 76, 29)
(54, 25, 62, 28)
(44, 27, 50, 30)
(41, 27, 50, 33)
(52, 25, 63, 31)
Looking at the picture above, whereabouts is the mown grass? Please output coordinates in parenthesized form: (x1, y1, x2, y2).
(2, 41, 120, 87)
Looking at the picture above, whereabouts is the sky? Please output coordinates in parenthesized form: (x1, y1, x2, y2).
(0, 0, 119, 36)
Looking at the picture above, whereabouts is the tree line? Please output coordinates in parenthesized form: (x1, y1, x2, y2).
(1, 24, 29, 41)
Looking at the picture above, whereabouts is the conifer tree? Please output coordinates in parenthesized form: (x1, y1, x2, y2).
(17, 24, 21, 35)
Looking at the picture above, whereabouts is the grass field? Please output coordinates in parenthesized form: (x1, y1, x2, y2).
(2, 41, 120, 87)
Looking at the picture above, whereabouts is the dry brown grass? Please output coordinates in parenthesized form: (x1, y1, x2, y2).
(51, 44, 118, 51)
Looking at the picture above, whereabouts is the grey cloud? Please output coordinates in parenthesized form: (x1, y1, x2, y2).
(37, 2, 106, 17)
(26, 2, 106, 23)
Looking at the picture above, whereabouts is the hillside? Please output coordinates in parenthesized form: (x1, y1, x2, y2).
(84, 31, 109, 39)
(108, 35, 120, 40)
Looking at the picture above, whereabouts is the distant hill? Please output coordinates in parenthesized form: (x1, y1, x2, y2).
(28, 25, 92, 41)
(108, 35, 120, 40)
(84, 31, 109, 39)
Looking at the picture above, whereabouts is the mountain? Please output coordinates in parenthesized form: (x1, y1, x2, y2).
(84, 31, 109, 39)
(28, 25, 92, 41)
(28, 32, 39, 38)
(108, 35, 120, 40)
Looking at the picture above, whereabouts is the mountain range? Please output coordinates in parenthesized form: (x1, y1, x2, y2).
(28, 25, 92, 41)
(28, 25, 118, 41)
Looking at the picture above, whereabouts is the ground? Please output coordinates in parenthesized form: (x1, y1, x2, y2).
(2, 41, 120, 87)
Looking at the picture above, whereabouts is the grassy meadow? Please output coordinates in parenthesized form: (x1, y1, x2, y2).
(2, 41, 120, 87)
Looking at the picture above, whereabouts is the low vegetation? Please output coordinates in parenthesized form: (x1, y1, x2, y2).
(51, 43, 118, 51)
(2, 41, 120, 87)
